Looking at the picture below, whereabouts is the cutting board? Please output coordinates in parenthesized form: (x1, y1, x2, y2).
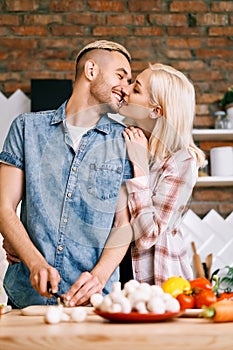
(21, 305, 94, 316)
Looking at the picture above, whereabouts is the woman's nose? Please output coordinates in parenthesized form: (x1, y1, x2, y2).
(122, 84, 132, 96)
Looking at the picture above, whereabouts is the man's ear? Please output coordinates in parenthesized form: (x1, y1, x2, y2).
(84, 59, 99, 81)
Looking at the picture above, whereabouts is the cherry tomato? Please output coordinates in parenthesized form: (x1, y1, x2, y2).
(190, 277, 212, 291)
(217, 292, 233, 301)
(194, 289, 217, 308)
(176, 294, 195, 310)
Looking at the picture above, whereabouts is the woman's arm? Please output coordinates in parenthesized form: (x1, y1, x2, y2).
(126, 155, 197, 249)
(122, 127, 197, 250)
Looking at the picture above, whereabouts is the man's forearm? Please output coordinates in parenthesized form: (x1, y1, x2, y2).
(0, 207, 46, 270)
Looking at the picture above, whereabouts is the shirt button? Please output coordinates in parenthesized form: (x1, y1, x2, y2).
(58, 245, 63, 251)
(67, 192, 72, 198)
(72, 166, 77, 172)
(63, 218, 68, 223)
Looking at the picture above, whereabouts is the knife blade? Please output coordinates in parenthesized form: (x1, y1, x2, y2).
(47, 282, 67, 306)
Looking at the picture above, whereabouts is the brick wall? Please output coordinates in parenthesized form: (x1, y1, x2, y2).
(0, 0, 232, 217)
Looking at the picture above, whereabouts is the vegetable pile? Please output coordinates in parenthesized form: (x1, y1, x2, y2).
(91, 280, 180, 314)
(162, 266, 233, 316)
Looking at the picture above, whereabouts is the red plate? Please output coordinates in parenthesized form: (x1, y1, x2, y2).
(94, 309, 182, 323)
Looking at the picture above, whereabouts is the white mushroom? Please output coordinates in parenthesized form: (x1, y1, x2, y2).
(90, 293, 104, 308)
(109, 303, 122, 313)
(151, 285, 164, 298)
(134, 301, 148, 314)
(147, 297, 166, 314)
(44, 306, 63, 324)
(165, 298, 180, 313)
(162, 292, 173, 301)
(111, 281, 122, 294)
(70, 307, 87, 322)
(99, 294, 113, 312)
(120, 297, 132, 313)
(123, 279, 140, 295)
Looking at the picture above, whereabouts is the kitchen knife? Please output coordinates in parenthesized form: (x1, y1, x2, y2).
(47, 282, 67, 306)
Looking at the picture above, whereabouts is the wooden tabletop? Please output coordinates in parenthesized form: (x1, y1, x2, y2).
(1, 310, 233, 350)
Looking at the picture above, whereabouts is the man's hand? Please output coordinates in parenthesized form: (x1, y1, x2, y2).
(63, 271, 103, 306)
(2, 238, 21, 265)
(29, 263, 61, 298)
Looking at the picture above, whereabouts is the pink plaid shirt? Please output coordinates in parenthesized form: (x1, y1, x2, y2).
(126, 149, 197, 286)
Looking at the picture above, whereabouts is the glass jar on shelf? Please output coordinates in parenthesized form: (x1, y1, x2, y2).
(214, 111, 226, 129)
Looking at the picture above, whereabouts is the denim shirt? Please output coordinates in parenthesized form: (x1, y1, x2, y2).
(0, 102, 132, 308)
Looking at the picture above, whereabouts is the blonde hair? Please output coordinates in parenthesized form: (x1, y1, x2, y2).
(148, 63, 205, 167)
(75, 40, 131, 79)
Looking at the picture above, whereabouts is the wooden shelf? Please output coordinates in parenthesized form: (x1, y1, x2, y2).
(196, 176, 233, 187)
(193, 129, 233, 141)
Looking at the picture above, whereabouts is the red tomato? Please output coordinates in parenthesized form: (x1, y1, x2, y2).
(176, 294, 195, 310)
(194, 289, 217, 308)
(217, 292, 233, 301)
(190, 277, 212, 291)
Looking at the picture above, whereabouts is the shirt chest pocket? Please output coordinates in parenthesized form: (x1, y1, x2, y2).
(87, 163, 123, 200)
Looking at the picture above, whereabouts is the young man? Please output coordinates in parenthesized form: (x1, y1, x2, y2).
(0, 40, 133, 308)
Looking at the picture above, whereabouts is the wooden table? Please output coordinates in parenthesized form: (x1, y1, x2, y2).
(0, 310, 233, 350)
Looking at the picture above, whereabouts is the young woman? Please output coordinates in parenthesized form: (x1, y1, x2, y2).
(120, 63, 205, 286)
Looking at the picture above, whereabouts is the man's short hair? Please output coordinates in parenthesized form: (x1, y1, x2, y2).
(76, 40, 131, 64)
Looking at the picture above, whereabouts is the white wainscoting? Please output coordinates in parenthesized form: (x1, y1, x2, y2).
(0, 89, 31, 151)
(181, 209, 233, 277)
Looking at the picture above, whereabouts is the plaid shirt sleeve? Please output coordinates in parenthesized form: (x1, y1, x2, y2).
(126, 150, 198, 250)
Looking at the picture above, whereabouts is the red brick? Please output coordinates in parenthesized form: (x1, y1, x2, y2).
(195, 48, 232, 60)
(93, 26, 130, 36)
(211, 1, 233, 12)
(211, 59, 233, 70)
(24, 14, 62, 25)
(166, 38, 202, 49)
(164, 49, 192, 59)
(190, 70, 223, 82)
(45, 61, 75, 71)
(195, 105, 210, 115)
(207, 37, 231, 47)
(5, 0, 39, 11)
(0, 15, 20, 25)
(4, 82, 31, 94)
(33, 49, 68, 60)
(0, 72, 21, 82)
(50, 25, 89, 36)
(11, 26, 48, 36)
(170, 1, 207, 12)
(196, 13, 228, 26)
(8, 60, 43, 71)
(194, 116, 214, 128)
(193, 189, 233, 201)
(107, 14, 145, 26)
(128, 0, 165, 12)
(209, 27, 233, 36)
(87, 0, 124, 12)
(167, 27, 205, 36)
(50, 0, 84, 12)
(149, 14, 187, 26)
(189, 203, 219, 218)
(133, 27, 163, 36)
(0, 28, 10, 36)
(173, 60, 206, 71)
(65, 13, 106, 25)
(0, 38, 38, 49)
(218, 204, 233, 218)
